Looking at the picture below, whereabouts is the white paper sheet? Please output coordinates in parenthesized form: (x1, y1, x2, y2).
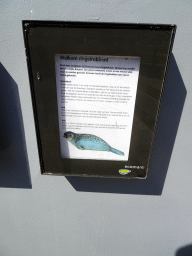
(55, 54, 140, 161)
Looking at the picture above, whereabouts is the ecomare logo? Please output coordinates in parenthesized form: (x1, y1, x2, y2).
(119, 169, 131, 175)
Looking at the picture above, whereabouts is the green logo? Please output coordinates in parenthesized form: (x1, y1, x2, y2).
(119, 169, 131, 175)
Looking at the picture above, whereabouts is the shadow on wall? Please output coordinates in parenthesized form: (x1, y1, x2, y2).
(0, 63, 32, 188)
(66, 54, 187, 195)
(175, 244, 192, 256)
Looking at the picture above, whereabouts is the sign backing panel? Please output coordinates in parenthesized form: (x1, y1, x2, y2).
(23, 21, 176, 179)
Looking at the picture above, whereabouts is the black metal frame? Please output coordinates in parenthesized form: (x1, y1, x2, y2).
(22, 20, 176, 179)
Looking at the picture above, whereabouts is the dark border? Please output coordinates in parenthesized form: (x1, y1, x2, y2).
(145, 25, 177, 178)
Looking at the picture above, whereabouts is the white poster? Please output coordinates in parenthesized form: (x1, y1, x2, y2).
(55, 54, 140, 161)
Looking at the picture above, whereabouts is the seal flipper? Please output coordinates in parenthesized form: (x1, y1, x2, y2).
(110, 147, 124, 156)
(77, 145, 85, 150)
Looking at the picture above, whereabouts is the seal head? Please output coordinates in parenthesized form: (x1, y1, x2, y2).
(63, 131, 75, 141)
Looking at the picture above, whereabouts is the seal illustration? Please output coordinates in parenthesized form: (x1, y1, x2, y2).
(64, 131, 124, 156)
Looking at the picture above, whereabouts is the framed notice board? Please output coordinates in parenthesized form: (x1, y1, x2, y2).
(22, 20, 176, 179)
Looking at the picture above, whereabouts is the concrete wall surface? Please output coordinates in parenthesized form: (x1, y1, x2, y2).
(0, 1, 191, 255)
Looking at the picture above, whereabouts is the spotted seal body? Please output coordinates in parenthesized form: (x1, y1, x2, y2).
(64, 131, 124, 156)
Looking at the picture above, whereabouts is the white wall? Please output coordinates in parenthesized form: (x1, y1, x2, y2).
(0, 1, 191, 255)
